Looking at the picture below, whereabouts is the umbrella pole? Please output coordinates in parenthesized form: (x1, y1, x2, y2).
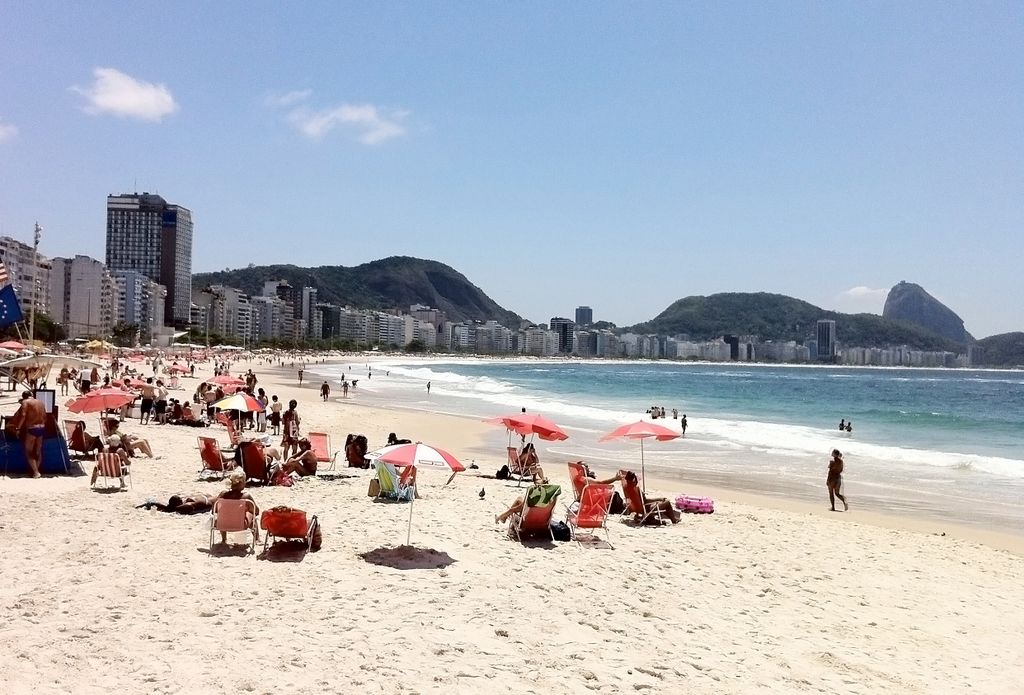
(640, 439, 646, 494)
(406, 494, 415, 546)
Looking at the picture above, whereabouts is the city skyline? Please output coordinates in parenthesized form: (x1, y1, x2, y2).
(1, 3, 1022, 337)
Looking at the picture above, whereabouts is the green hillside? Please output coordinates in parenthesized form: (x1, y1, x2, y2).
(193, 256, 522, 326)
(631, 293, 962, 351)
(975, 332, 1024, 367)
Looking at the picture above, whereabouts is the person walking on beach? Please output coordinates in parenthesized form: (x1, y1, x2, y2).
(426, 381, 431, 394)
(680, 414, 688, 436)
(342, 380, 349, 398)
(320, 380, 330, 402)
(281, 399, 301, 459)
(827, 449, 849, 512)
(297, 367, 304, 386)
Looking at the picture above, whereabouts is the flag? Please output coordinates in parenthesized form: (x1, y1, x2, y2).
(0, 284, 24, 328)
(0, 260, 9, 287)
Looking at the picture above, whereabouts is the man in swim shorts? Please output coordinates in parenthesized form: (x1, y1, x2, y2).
(9, 390, 47, 478)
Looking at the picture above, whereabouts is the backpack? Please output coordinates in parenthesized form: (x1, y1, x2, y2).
(550, 521, 571, 542)
(495, 464, 510, 480)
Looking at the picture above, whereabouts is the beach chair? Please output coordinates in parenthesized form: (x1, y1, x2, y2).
(621, 475, 666, 526)
(209, 498, 258, 554)
(217, 413, 242, 447)
(308, 432, 338, 470)
(92, 452, 131, 489)
(63, 420, 94, 458)
(98, 416, 115, 438)
(567, 461, 588, 501)
(198, 436, 232, 478)
(239, 440, 269, 485)
(260, 506, 320, 555)
(508, 484, 562, 542)
(506, 446, 534, 486)
(566, 483, 614, 547)
(374, 461, 416, 501)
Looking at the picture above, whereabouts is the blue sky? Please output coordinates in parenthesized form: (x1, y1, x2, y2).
(1, 2, 1022, 337)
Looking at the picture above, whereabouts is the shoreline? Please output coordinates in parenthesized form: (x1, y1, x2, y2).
(292, 357, 1024, 554)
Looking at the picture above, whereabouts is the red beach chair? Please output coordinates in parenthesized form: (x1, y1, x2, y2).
(508, 484, 562, 542)
(260, 506, 320, 555)
(239, 440, 269, 485)
(307, 432, 338, 470)
(198, 436, 232, 478)
(566, 483, 614, 547)
(92, 452, 131, 489)
(621, 475, 666, 526)
(567, 461, 588, 501)
(64, 420, 94, 458)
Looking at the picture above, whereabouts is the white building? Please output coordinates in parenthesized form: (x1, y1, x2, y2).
(110, 270, 168, 343)
(0, 234, 51, 317)
(49, 255, 115, 339)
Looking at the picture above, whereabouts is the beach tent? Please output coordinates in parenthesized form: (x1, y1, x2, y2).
(0, 354, 103, 389)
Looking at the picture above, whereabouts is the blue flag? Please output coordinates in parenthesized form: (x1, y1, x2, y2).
(0, 284, 24, 328)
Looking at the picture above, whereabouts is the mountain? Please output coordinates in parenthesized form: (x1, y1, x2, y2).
(192, 256, 522, 326)
(631, 292, 961, 351)
(882, 281, 973, 344)
(976, 332, 1024, 367)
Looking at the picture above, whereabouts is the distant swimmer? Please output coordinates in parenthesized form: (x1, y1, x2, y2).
(845, 421, 853, 433)
(827, 449, 849, 512)
(839, 419, 846, 431)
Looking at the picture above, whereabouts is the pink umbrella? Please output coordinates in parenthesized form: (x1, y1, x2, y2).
(0, 340, 27, 350)
(485, 413, 569, 442)
(207, 374, 246, 386)
(372, 442, 465, 544)
(66, 388, 136, 414)
(169, 364, 189, 373)
(599, 421, 680, 493)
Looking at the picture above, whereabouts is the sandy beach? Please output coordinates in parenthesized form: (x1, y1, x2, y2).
(2, 357, 1023, 694)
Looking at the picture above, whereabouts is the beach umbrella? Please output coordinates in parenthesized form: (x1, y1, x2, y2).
(0, 340, 27, 351)
(485, 413, 569, 442)
(599, 421, 680, 493)
(169, 364, 189, 373)
(368, 442, 466, 544)
(207, 374, 245, 387)
(211, 392, 265, 412)
(84, 339, 115, 352)
(66, 388, 136, 414)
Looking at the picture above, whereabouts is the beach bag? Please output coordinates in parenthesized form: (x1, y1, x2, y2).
(495, 464, 510, 480)
(367, 478, 380, 497)
(550, 521, 571, 542)
(261, 506, 308, 538)
(609, 490, 626, 515)
(271, 469, 294, 487)
(675, 495, 714, 514)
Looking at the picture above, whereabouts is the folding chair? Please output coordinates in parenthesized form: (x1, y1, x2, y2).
(566, 483, 614, 547)
(374, 461, 416, 501)
(92, 452, 131, 489)
(198, 436, 232, 478)
(209, 498, 258, 554)
(64, 420, 95, 458)
(239, 440, 269, 485)
(621, 475, 667, 526)
(567, 461, 588, 501)
(307, 432, 338, 470)
(260, 507, 320, 555)
(508, 484, 561, 542)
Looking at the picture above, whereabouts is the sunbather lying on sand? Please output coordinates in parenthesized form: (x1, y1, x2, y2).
(136, 493, 217, 514)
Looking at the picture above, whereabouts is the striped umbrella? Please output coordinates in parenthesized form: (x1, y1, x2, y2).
(211, 392, 264, 412)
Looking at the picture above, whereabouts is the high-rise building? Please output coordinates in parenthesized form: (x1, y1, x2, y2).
(49, 255, 116, 339)
(105, 193, 193, 327)
(816, 319, 837, 360)
(549, 317, 576, 353)
(110, 270, 167, 341)
(0, 235, 51, 317)
(574, 306, 593, 326)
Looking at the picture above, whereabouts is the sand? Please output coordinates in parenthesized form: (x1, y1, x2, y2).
(1, 357, 1023, 694)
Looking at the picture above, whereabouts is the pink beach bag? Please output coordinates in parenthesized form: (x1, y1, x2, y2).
(675, 495, 714, 514)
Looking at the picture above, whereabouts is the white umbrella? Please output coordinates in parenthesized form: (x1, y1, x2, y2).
(0, 354, 104, 387)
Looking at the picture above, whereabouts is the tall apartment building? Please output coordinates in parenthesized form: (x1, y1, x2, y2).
(549, 317, 576, 353)
(816, 319, 837, 360)
(49, 255, 116, 339)
(0, 235, 51, 317)
(106, 193, 193, 327)
(574, 305, 593, 326)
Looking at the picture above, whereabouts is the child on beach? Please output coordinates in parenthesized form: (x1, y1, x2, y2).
(270, 395, 282, 435)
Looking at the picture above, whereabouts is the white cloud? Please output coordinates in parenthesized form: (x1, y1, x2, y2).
(0, 121, 17, 143)
(269, 89, 408, 145)
(841, 286, 889, 300)
(71, 68, 178, 122)
(265, 89, 312, 108)
(833, 286, 889, 315)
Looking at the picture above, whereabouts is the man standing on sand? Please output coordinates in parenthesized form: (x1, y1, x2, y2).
(298, 367, 304, 386)
(426, 381, 431, 394)
(9, 390, 46, 478)
(680, 414, 688, 436)
(320, 380, 330, 402)
(281, 399, 301, 459)
(827, 449, 849, 512)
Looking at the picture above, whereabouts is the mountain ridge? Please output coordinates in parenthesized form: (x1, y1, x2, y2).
(882, 281, 973, 344)
(192, 256, 522, 326)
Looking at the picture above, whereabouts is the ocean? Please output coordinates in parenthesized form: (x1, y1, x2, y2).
(310, 358, 1024, 531)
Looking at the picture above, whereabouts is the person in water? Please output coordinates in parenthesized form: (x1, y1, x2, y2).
(827, 449, 849, 512)
(845, 421, 853, 433)
(839, 419, 846, 431)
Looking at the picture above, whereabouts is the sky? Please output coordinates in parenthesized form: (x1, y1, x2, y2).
(1, 2, 1022, 337)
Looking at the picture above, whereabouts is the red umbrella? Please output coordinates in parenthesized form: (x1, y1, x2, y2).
(66, 388, 136, 414)
(485, 413, 569, 442)
(372, 442, 465, 544)
(599, 421, 680, 493)
(0, 340, 27, 350)
(207, 374, 245, 386)
(169, 364, 189, 373)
